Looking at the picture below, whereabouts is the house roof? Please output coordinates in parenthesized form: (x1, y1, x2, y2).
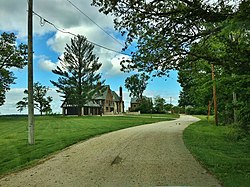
(112, 91, 121, 102)
(131, 97, 140, 104)
(93, 85, 109, 100)
(131, 96, 150, 104)
(62, 85, 122, 108)
(84, 100, 101, 107)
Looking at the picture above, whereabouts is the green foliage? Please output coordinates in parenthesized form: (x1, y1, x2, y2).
(178, 25, 250, 129)
(185, 106, 208, 115)
(0, 32, 28, 105)
(0, 115, 174, 176)
(164, 103, 173, 112)
(125, 73, 149, 100)
(92, 0, 241, 76)
(153, 96, 166, 114)
(51, 35, 104, 116)
(225, 125, 247, 142)
(92, 0, 250, 129)
(183, 117, 250, 186)
(132, 96, 153, 114)
(16, 82, 53, 115)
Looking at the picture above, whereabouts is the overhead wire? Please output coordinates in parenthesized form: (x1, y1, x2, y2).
(32, 11, 130, 56)
(65, 0, 127, 49)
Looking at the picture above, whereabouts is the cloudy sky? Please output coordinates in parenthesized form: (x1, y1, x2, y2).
(0, 0, 181, 115)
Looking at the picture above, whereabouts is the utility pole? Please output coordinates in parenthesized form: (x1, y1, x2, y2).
(207, 100, 211, 121)
(232, 74, 237, 123)
(233, 91, 237, 123)
(28, 0, 35, 144)
(211, 63, 218, 126)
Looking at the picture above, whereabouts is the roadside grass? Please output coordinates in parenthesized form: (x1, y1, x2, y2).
(183, 116, 250, 187)
(0, 114, 175, 177)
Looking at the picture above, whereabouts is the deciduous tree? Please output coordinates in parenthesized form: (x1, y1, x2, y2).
(91, 0, 245, 75)
(16, 82, 53, 115)
(125, 73, 149, 100)
(154, 96, 166, 114)
(0, 32, 27, 105)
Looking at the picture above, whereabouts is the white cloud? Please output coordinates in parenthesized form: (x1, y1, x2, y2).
(0, 0, 130, 79)
(0, 88, 26, 115)
(38, 54, 65, 72)
(39, 59, 57, 71)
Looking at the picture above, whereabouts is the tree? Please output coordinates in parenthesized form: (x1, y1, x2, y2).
(16, 82, 53, 115)
(125, 73, 150, 100)
(154, 96, 166, 114)
(178, 26, 250, 128)
(51, 35, 104, 116)
(135, 97, 153, 114)
(0, 32, 28, 105)
(91, 0, 245, 75)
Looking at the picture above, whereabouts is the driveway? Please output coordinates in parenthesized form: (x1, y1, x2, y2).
(0, 115, 221, 187)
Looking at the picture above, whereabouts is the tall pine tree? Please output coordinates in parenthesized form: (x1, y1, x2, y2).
(51, 35, 104, 116)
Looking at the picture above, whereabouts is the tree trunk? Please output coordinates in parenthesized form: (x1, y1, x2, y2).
(211, 63, 218, 126)
(78, 105, 82, 116)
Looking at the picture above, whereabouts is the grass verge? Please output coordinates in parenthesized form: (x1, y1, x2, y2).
(183, 116, 250, 187)
(0, 114, 175, 177)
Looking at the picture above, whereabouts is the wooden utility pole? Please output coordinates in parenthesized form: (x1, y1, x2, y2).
(28, 0, 35, 144)
(232, 74, 237, 124)
(207, 100, 211, 121)
(211, 64, 218, 126)
(233, 91, 237, 123)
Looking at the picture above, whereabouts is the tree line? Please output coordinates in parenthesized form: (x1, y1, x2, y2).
(92, 0, 250, 131)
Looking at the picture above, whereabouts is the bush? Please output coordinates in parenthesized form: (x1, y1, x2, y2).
(238, 104, 250, 132)
(225, 125, 247, 141)
(185, 106, 208, 115)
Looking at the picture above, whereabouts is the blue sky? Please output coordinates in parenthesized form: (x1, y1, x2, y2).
(0, 0, 181, 115)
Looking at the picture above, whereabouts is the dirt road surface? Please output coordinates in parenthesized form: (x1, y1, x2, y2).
(0, 115, 221, 187)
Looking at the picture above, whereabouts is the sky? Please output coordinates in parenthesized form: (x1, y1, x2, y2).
(0, 0, 181, 115)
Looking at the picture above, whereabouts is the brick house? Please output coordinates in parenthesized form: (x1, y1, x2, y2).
(61, 86, 124, 115)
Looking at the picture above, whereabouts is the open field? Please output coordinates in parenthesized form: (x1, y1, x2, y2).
(0, 114, 176, 177)
(183, 116, 250, 187)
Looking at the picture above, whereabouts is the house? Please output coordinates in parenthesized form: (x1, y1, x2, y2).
(61, 86, 124, 115)
(129, 97, 141, 111)
(128, 96, 153, 112)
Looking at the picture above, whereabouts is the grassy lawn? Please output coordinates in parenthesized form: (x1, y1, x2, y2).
(0, 114, 176, 177)
(183, 116, 250, 187)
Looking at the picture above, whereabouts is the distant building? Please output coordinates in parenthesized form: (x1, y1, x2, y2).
(129, 97, 141, 111)
(129, 96, 153, 112)
(61, 86, 124, 115)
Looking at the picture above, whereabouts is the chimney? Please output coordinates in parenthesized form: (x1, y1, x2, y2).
(119, 86, 123, 101)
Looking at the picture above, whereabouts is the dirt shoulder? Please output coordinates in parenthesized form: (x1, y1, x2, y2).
(0, 115, 221, 187)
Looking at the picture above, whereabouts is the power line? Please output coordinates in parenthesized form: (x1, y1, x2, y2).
(32, 11, 130, 56)
(65, 0, 126, 49)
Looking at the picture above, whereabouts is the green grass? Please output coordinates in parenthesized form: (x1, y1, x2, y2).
(126, 113, 180, 118)
(183, 116, 250, 187)
(0, 114, 175, 177)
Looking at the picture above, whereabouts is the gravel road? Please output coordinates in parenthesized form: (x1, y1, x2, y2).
(0, 115, 221, 187)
